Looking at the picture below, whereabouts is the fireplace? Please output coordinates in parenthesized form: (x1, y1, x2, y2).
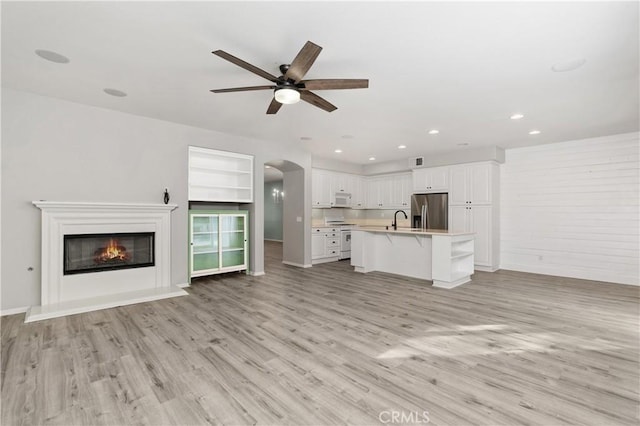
(64, 232, 155, 275)
(27, 201, 188, 323)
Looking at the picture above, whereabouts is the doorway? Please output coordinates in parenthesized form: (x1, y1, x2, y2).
(263, 160, 306, 268)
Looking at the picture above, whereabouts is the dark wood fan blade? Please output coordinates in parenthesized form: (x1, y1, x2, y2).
(300, 91, 337, 112)
(212, 50, 278, 83)
(284, 41, 322, 83)
(301, 79, 369, 90)
(210, 85, 275, 93)
(266, 98, 283, 115)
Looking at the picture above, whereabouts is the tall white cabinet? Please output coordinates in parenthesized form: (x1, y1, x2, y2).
(448, 162, 500, 271)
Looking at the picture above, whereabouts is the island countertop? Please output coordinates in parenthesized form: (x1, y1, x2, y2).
(351, 227, 476, 289)
(353, 226, 474, 237)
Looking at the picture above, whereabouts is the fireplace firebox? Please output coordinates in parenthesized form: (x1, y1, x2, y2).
(63, 232, 155, 275)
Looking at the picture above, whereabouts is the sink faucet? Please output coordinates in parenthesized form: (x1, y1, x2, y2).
(392, 210, 408, 230)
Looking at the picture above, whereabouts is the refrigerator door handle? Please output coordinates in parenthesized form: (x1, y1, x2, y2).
(421, 204, 426, 229)
(425, 203, 430, 229)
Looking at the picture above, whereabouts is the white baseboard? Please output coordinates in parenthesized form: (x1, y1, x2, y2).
(282, 261, 312, 268)
(176, 282, 190, 288)
(248, 271, 266, 276)
(311, 257, 339, 265)
(474, 265, 499, 272)
(264, 239, 283, 242)
(500, 263, 639, 286)
(1, 306, 29, 317)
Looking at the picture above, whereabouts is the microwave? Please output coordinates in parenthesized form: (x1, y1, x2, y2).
(334, 192, 352, 207)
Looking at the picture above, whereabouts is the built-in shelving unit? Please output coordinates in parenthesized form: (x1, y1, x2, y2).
(431, 234, 474, 288)
(188, 146, 254, 202)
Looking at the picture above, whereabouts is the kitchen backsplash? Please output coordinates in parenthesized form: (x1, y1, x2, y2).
(312, 208, 411, 228)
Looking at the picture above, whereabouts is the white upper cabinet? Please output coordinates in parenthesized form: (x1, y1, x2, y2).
(449, 162, 497, 205)
(188, 146, 254, 202)
(312, 169, 363, 208)
(412, 167, 449, 193)
(365, 176, 384, 208)
(312, 169, 332, 207)
(351, 176, 367, 209)
(390, 173, 411, 208)
(365, 173, 410, 209)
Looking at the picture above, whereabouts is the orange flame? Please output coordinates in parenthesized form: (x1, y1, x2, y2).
(95, 238, 130, 263)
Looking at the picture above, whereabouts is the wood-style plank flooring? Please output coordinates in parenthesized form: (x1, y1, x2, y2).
(2, 241, 639, 425)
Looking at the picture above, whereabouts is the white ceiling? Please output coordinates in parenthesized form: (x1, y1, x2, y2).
(2, 1, 638, 165)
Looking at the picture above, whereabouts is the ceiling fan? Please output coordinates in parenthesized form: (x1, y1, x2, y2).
(210, 41, 369, 114)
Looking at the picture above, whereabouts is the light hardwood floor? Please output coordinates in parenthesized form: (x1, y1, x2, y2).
(2, 241, 639, 425)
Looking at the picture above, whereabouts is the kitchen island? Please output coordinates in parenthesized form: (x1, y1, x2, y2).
(351, 227, 475, 288)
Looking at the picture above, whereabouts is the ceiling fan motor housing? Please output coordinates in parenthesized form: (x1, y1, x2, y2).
(279, 64, 291, 75)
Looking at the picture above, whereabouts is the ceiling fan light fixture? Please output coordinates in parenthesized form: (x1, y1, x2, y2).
(274, 88, 300, 104)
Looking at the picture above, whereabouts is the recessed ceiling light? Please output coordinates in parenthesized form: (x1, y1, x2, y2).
(529, 130, 541, 135)
(369, 157, 376, 161)
(457, 143, 469, 146)
(300, 136, 312, 141)
(397, 145, 407, 149)
(334, 149, 343, 153)
(510, 113, 524, 120)
(265, 165, 271, 169)
(428, 129, 439, 135)
(552, 58, 586, 72)
(35, 49, 70, 64)
(104, 88, 127, 97)
(341, 134, 354, 139)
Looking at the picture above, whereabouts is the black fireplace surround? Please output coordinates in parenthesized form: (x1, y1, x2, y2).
(63, 232, 155, 275)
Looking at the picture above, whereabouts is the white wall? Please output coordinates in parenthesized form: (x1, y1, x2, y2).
(500, 132, 639, 285)
(282, 169, 308, 267)
(1, 89, 312, 312)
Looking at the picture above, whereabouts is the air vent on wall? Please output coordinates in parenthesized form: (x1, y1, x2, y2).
(409, 156, 424, 168)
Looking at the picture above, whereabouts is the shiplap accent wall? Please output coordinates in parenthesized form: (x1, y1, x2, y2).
(500, 132, 639, 286)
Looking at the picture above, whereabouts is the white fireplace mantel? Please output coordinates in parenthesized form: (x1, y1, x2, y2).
(26, 201, 188, 322)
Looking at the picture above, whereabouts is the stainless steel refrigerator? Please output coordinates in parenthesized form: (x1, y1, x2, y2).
(411, 193, 448, 230)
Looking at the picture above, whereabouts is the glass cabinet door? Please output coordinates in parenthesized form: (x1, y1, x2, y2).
(220, 215, 246, 268)
(191, 215, 219, 271)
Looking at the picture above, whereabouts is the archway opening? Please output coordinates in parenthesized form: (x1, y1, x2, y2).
(263, 160, 306, 268)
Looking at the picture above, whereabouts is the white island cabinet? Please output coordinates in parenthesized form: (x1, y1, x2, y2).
(351, 227, 474, 288)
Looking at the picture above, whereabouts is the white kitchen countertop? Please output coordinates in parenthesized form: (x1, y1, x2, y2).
(353, 226, 474, 237)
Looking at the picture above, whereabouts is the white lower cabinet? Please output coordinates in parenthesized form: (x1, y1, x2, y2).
(311, 227, 340, 264)
(450, 205, 494, 269)
(312, 233, 327, 258)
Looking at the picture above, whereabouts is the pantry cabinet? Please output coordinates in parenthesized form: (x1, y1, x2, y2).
(189, 210, 248, 279)
(448, 161, 499, 270)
